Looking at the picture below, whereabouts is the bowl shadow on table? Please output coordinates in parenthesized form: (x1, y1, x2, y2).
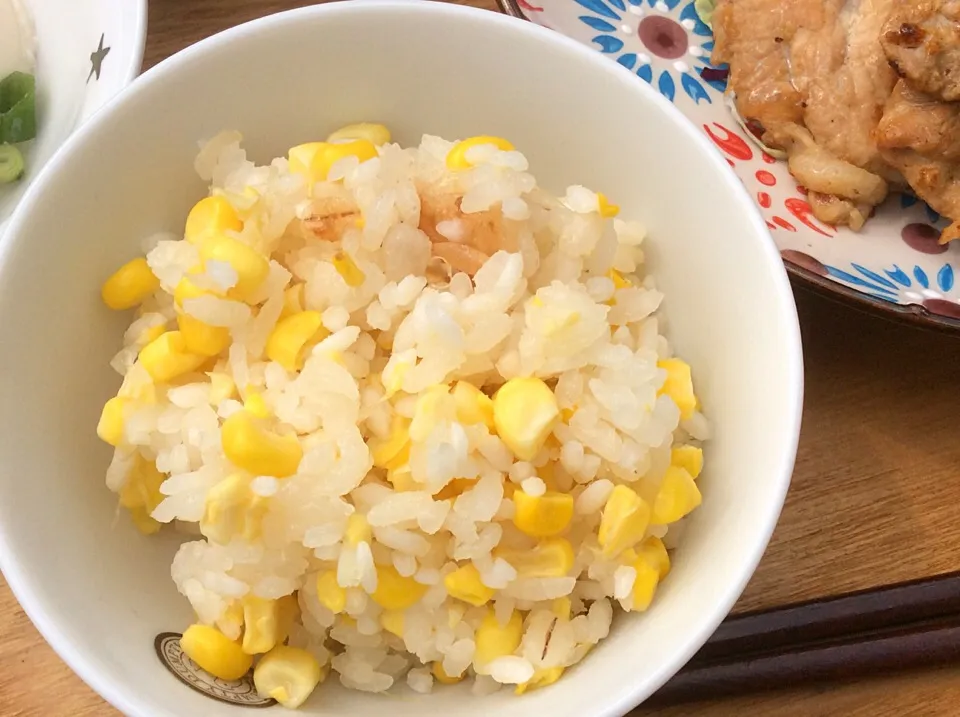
(742, 285, 960, 607)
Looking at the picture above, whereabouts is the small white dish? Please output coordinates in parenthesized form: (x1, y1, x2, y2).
(0, 3, 801, 716)
(0, 0, 148, 234)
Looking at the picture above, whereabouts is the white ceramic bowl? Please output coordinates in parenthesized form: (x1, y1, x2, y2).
(0, 3, 802, 715)
(0, 0, 148, 233)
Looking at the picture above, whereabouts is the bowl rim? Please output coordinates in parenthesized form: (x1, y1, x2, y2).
(494, 0, 960, 336)
(0, 2, 803, 715)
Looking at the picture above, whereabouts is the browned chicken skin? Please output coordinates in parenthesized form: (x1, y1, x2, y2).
(876, 80, 960, 243)
(881, 0, 960, 102)
(712, 0, 899, 230)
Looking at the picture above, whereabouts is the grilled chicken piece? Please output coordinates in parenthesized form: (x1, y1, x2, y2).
(881, 0, 960, 102)
(877, 80, 960, 243)
(712, 0, 899, 229)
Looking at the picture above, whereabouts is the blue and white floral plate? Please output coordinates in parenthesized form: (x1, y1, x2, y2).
(498, 0, 960, 332)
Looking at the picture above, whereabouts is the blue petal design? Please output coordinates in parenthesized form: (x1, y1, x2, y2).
(885, 266, 912, 287)
(680, 2, 713, 36)
(825, 267, 897, 297)
(938, 264, 955, 292)
(901, 194, 918, 209)
(702, 40, 714, 51)
(658, 71, 676, 101)
(914, 265, 930, 288)
(664, 0, 682, 8)
(579, 15, 617, 31)
(852, 264, 897, 290)
(574, 0, 622, 19)
(681, 73, 711, 104)
(637, 63, 653, 83)
(593, 34, 625, 53)
(926, 204, 941, 222)
(608, 0, 627, 10)
(627, 0, 643, 4)
(617, 53, 638, 70)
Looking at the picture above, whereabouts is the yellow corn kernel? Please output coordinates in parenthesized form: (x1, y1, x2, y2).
(139, 331, 207, 383)
(177, 313, 231, 357)
(443, 564, 494, 607)
(474, 609, 523, 666)
(279, 283, 305, 320)
(452, 381, 495, 429)
(651, 466, 702, 525)
(410, 384, 453, 441)
(316, 571, 347, 614)
(180, 624, 254, 681)
(433, 478, 478, 502)
(242, 596, 280, 655)
(127, 505, 161, 534)
(221, 411, 303, 478)
(209, 372, 237, 403)
(253, 645, 323, 710)
(174, 275, 212, 306)
(596, 192, 620, 218)
(97, 396, 127, 446)
(101, 257, 160, 310)
(379, 609, 405, 638)
(288, 140, 378, 186)
(200, 474, 267, 545)
(370, 415, 411, 469)
(275, 594, 300, 645)
(446, 136, 515, 170)
(607, 268, 631, 290)
(493, 377, 560, 461)
(657, 358, 697, 420)
(288, 142, 325, 177)
(139, 323, 167, 346)
(185, 195, 243, 244)
(244, 389, 271, 419)
(497, 538, 574, 578)
(637, 536, 671, 579)
(199, 234, 269, 303)
(371, 566, 428, 611)
(327, 123, 392, 146)
(630, 555, 661, 612)
(513, 490, 574, 538)
(515, 666, 565, 695)
(119, 457, 165, 511)
(266, 311, 329, 372)
(332, 251, 365, 288)
(387, 465, 418, 492)
(432, 661, 464, 684)
(344, 514, 372, 546)
(598, 485, 651, 559)
(671, 445, 703, 479)
(216, 601, 245, 642)
(552, 597, 572, 621)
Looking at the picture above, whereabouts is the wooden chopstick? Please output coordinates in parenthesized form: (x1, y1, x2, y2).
(647, 572, 960, 705)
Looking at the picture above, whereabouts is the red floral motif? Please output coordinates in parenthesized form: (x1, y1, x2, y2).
(517, 0, 544, 11)
(702, 122, 836, 237)
(772, 216, 797, 232)
(755, 170, 776, 186)
(703, 123, 753, 161)
(785, 197, 834, 237)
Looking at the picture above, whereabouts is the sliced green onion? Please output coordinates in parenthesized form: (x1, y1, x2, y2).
(694, 0, 716, 28)
(0, 72, 37, 145)
(0, 144, 25, 184)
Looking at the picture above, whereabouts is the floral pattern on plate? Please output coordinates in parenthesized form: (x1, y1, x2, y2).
(498, 0, 960, 330)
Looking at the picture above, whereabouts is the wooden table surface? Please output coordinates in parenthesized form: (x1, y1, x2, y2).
(5, 0, 960, 714)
